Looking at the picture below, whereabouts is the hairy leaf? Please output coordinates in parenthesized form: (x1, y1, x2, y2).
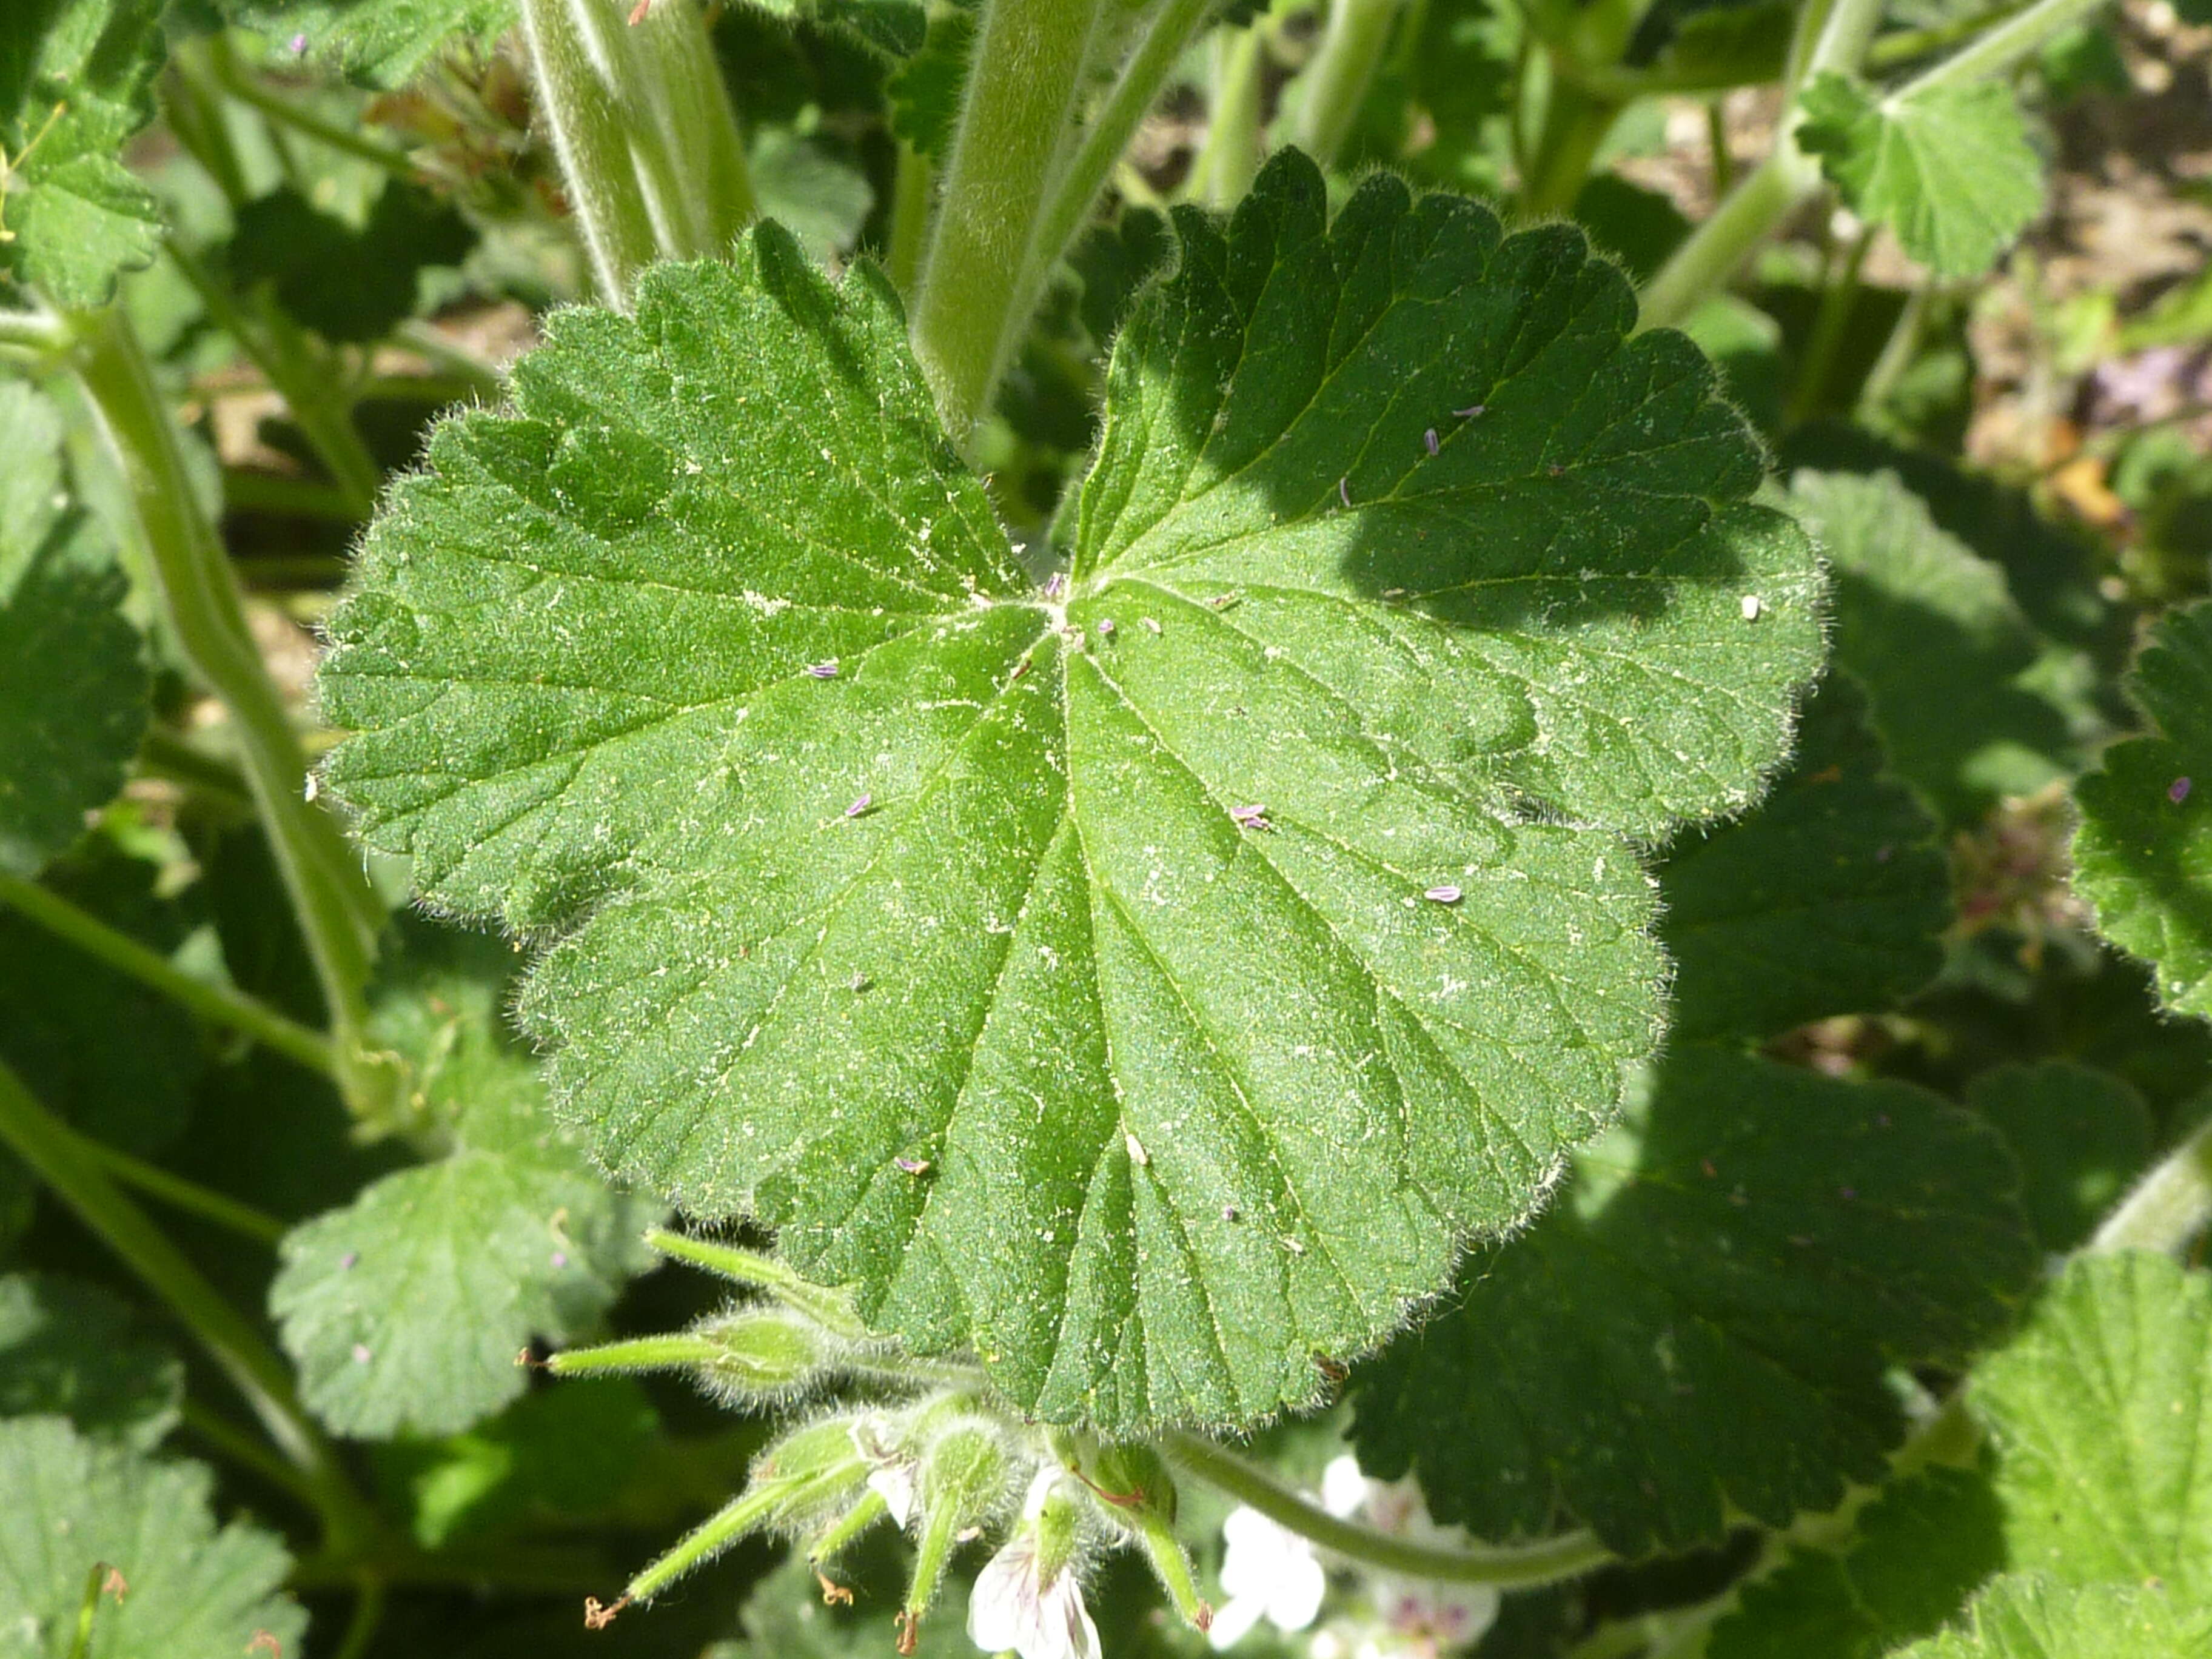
(319, 153, 1822, 1433)
(2073, 601, 2212, 1018)
(0, 1274, 183, 1449)
(1347, 1051, 2036, 1552)
(745, 0, 927, 58)
(1798, 73, 2044, 279)
(270, 927, 657, 1438)
(1788, 468, 2096, 825)
(1894, 1575, 2212, 1659)
(220, 0, 514, 87)
(0, 382, 146, 876)
(0, 1417, 304, 1657)
(884, 5, 968, 159)
(0, 0, 166, 306)
(1659, 672, 1948, 1044)
(1963, 1062, 2152, 1252)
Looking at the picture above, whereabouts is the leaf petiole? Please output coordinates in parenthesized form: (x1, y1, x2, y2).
(0, 870, 336, 1077)
(1161, 1430, 1617, 1589)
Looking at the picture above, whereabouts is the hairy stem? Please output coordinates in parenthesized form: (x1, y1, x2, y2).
(2091, 1114, 2212, 1255)
(1900, 0, 2113, 92)
(521, 0, 751, 307)
(1162, 1431, 1615, 1588)
(0, 1059, 373, 1549)
(886, 142, 934, 300)
(206, 39, 415, 176)
(1637, 0, 1886, 329)
(0, 870, 333, 1074)
(1188, 22, 1269, 210)
(910, 0, 1110, 443)
(1289, 0, 1405, 170)
(67, 308, 381, 1068)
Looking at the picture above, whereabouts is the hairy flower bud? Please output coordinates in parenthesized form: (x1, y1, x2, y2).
(691, 1305, 841, 1405)
(902, 1419, 1016, 1649)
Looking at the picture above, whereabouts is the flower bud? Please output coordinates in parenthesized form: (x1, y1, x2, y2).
(902, 1419, 1016, 1646)
(1085, 1442, 1177, 1527)
(691, 1305, 841, 1404)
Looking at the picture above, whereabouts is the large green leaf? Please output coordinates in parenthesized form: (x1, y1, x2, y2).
(1346, 1050, 2035, 1551)
(1798, 73, 2045, 279)
(1658, 671, 1948, 1044)
(0, 0, 166, 306)
(1893, 1575, 2212, 1659)
(0, 1274, 183, 1449)
(269, 927, 657, 1438)
(1787, 468, 2096, 825)
(0, 381, 146, 879)
(1963, 1062, 2151, 1253)
(0, 1417, 305, 1658)
(2073, 602, 2212, 1018)
(318, 152, 1823, 1433)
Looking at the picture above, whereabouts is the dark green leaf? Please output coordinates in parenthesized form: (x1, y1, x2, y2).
(0, 1272, 182, 1448)
(1659, 671, 1948, 1044)
(1651, 0, 1791, 86)
(0, 0, 166, 306)
(1798, 73, 2045, 279)
(1347, 1050, 2037, 1552)
(0, 845, 206, 1155)
(1572, 173, 1691, 284)
(884, 5, 969, 160)
(270, 925, 657, 1438)
(2073, 601, 2212, 1019)
(319, 154, 1823, 1435)
(226, 178, 474, 344)
(1711, 1465, 2006, 1659)
(746, 0, 927, 58)
(1963, 1062, 2153, 1252)
(1788, 468, 2097, 825)
(0, 1417, 304, 1657)
(1067, 205, 1171, 351)
(0, 381, 147, 876)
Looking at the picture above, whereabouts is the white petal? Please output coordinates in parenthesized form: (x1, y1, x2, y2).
(1321, 1456, 1370, 1519)
(967, 1541, 1038, 1652)
(1218, 1507, 1306, 1595)
(868, 1465, 917, 1528)
(1207, 1594, 1267, 1651)
(1261, 1547, 1326, 1634)
(1039, 1571, 1101, 1659)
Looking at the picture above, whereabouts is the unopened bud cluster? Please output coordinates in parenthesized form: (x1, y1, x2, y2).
(545, 1232, 1207, 1652)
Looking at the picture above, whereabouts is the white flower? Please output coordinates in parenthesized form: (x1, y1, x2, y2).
(1210, 1460, 1369, 1653)
(1318, 1455, 1500, 1654)
(850, 1414, 917, 1527)
(966, 1470, 1100, 1659)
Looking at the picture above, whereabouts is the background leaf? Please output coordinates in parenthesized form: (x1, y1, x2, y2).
(1346, 1051, 2036, 1552)
(0, 1273, 183, 1449)
(0, 1416, 305, 1658)
(1892, 1575, 2212, 1659)
(225, 177, 474, 343)
(1798, 73, 2045, 279)
(0, 381, 147, 876)
(2072, 600, 2212, 1017)
(318, 154, 1823, 1435)
(218, 0, 515, 88)
(0, 0, 166, 306)
(269, 925, 658, 1438)
(1963, 1062, 2152, 1253)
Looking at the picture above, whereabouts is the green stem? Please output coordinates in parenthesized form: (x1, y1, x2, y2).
(138, 724, 252, 807)
(1636, 0, 1886, 329)
(180, 1398, 328, 1510)
(66, 1562, 107, 1659)
(1519, 75, 1623, 216)
(2092, 1114, 2212, 1255)
(331, 1577, 389, 1659)
(84, 1142, 290, 1245)
(217, 469, 360, 521)
(1188, 22, 1268, 210)
(807, 1487, 891, 1567)
(1008, 0, 1214, 366)
(161, 47, 253, 205)
(642, 1228, 868, 1340)
(206, 42, 416, 176)
(1855, 280, 1929, 417)
(1706, 99, 1734, 195)
(392, 320, 511, 401)
(67, 307, 382, 1071)
(1864, 0, 2033, 69)
(0, 1059, 372, 1548)
(626, 1480, 799, 1604)
(1899, 0, 2113, 93)
(1784, 222, 1872, 425)
(0, 871, 335, 1076)
(909, 0, 1110, 443)
(1289, 0, 1405, 170)
(1162, 1431, 1615, 1589)
(545, 1333, 725, 1375)
(165, 240, 382, 519)
(521, 0, 751, 306)
(0, 304, 68, 358)
(886, 142, 934, 300)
